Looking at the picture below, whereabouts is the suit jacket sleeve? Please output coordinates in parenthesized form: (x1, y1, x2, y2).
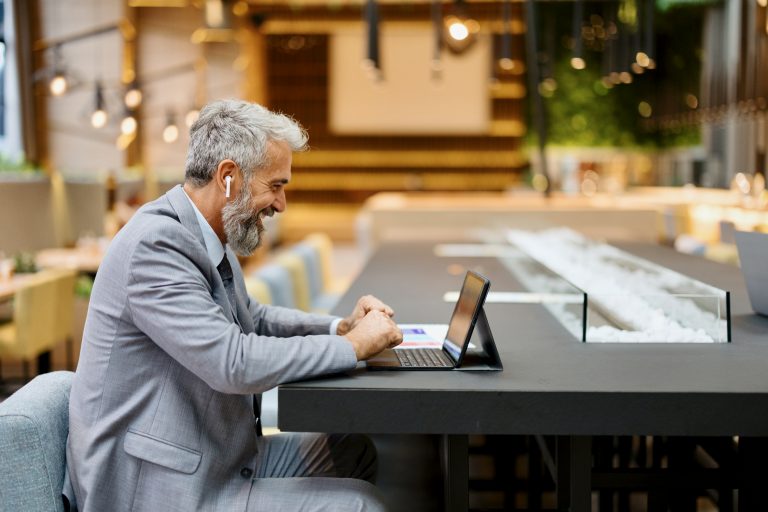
(126, 230, 357, 394)
(246, 297, 339, 338)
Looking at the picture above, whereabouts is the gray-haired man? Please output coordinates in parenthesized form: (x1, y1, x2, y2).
(66, 100, 402, 511)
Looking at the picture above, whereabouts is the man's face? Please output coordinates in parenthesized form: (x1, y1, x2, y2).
(222, 140, 291, 256)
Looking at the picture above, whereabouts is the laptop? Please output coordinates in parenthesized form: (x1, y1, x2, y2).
(734, 230, 768, 316)
(367, 270, 503, 371)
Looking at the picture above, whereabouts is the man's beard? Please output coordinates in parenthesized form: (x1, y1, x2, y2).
(222, 183, 273, 256)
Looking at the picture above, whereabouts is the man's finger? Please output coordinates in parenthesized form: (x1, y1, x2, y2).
(364, 301, 393, 315)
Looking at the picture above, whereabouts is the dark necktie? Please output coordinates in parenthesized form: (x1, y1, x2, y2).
(217, 255, 263, 436)
(217, 256, 237, 316)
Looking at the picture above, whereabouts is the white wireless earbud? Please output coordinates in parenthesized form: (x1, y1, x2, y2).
(225, 176, 231, 198)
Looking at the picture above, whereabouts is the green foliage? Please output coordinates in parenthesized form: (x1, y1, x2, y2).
(542, 60, 654, 147)
(528, 3, 705, 149)
(0, 153, 39, 174)
(656, 0, 721, 12)
(75, 275, 94, 298)
(12, 252, 37, 274)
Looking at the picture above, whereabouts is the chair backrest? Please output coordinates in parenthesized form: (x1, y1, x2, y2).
(292, 242, 323, 305)
(274, 252, 312, 312)
(2, 271, 61, 360)
(255, 264, 296, 309)
(244, 275, 273, 305)
(303, 233, 334, 292)
(48, 269, 77, 342)
(0, 371, 74, 512)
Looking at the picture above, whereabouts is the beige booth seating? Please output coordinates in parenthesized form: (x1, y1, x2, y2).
(356, 192, 661, 254)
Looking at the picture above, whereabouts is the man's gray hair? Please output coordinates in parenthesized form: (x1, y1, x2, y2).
(184, 99, 308, 187)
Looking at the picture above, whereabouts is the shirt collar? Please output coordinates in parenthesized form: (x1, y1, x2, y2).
(181, 187, 226, 266)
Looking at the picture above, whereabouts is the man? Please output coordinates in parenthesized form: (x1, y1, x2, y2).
(66, 99, 403, 512)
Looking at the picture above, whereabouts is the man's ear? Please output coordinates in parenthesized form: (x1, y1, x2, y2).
(216, 160, 239, 198)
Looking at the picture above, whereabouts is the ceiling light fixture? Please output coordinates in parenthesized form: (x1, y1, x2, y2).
(185, 106, 200, 128)
(442, 0, 478, 54)
(447, 17, 469, 41)
(571, 0, 585, 70)
(124, 81, 143, 109)
(121, 111, 138, 136)
(163, 111, 179, 143)
(362, 0, 382, 81)
(443, 15, 478, 52)
(48, 45, 69, 96)
(638, 0, 655, 68)
(431, 0, 443, 80)
(90, 81, 108, 128)
(498, 0, 513, 72)
(49, 73, 68, 96)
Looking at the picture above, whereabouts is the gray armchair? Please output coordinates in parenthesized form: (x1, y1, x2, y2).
(0, 371, 74, 511)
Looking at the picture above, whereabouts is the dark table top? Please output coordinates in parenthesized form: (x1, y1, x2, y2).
(278, 242, 768, 436)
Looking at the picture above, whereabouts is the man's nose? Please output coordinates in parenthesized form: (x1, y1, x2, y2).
(272, 189, 286, 213)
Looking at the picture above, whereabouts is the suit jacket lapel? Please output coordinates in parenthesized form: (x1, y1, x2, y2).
(166, 185, 254, 333)
(165, 185, 238, 325)
(166, 185, 206, 250)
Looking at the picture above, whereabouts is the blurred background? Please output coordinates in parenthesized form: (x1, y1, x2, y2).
(2, 0, 766, 373)
(0, 2, 763, 371)
(0, 0, 765, 252)
(1, 1, 767, 510)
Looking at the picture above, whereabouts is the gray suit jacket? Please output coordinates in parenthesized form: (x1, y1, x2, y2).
(66, 185, 357, 511)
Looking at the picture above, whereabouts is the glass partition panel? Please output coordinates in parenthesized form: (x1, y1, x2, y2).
(584, 292, 730, 343)
(504, 228, 731, 343)
(495, 246, 588, 342)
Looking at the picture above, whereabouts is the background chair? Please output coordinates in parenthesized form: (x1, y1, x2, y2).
(48, 269, 77, 370)
(303, 232, 335, 293)
(249, 233, 343, 430)
(293, 242, 323, 307)
(273, 252, 312, 312)
(253, 264, 296, 309)
(0, 270, 69, 379)
(0, 370, 74, 512)
(292, 241, 340, 313)
(243, 275, 273, 305)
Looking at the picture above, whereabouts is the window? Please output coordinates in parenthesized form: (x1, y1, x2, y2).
(0, 0, 23, 159)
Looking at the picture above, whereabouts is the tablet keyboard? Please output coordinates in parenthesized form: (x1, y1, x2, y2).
(395, 348, 453, 368)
